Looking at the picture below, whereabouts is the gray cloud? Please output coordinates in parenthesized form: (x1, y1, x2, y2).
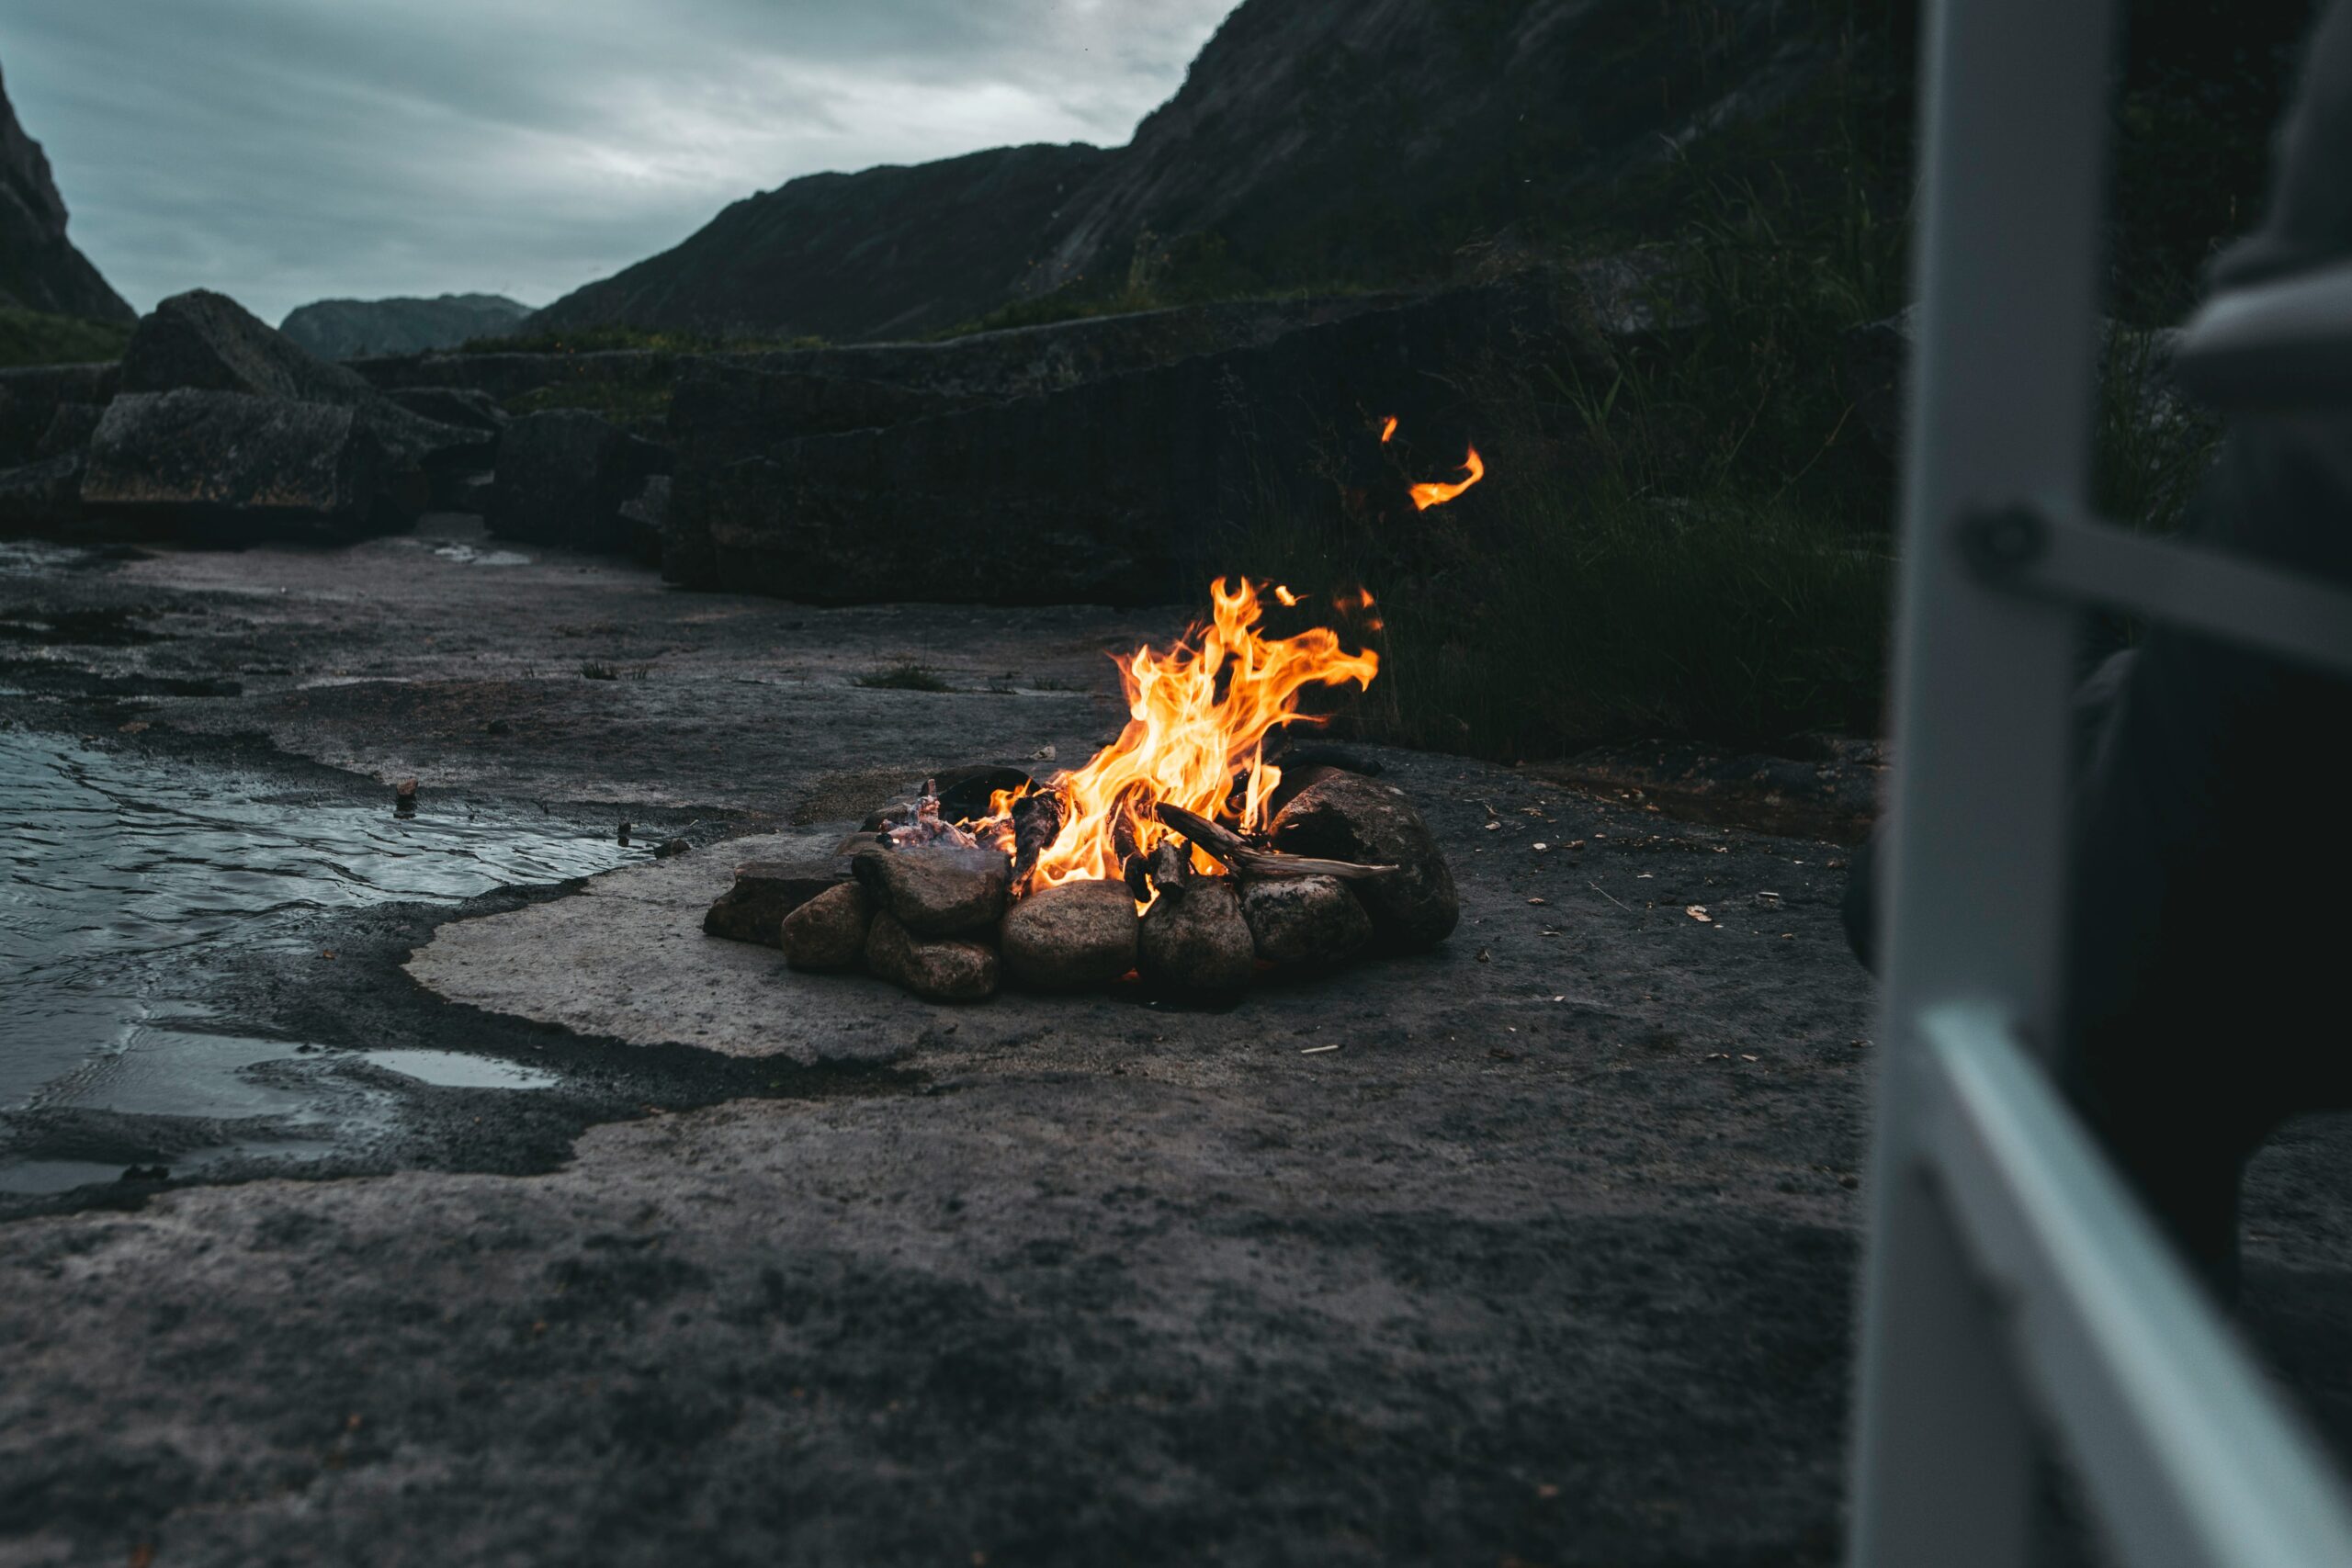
(0, 0, 1232, 322)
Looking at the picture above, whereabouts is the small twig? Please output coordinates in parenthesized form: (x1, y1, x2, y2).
(1588, 879, 1634, 914)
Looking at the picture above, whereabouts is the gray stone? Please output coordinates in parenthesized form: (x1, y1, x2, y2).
(702, 857, 851, 947)
(1240, 875, 1373, 969)
(488, 409, 672, 558)
(1000, 879, 1140, 990)
(852, 844, 1011, 937)
(780, 881, 874, 971)
(1137, 877, 1255, 999)
(80, 390, 390, 533)
(865, 909, 999, 1002)
(1272, 773, 1458, 953)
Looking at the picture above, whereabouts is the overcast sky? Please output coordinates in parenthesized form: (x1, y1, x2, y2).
(0, 0, 1233, 325)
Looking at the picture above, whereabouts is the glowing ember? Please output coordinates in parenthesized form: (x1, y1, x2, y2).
(1378, 416, 1487, 509)
(1408, 446, 1485, 510)
(973, 579, 1378, 895)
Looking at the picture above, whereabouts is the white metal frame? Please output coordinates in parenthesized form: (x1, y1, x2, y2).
(1847, 1, 2352, 1563)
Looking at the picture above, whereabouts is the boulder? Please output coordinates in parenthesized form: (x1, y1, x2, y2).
(865, 910, 999, 1002)
(618, 474, 669, 560)
(780, 881, 874, 971)
(852, 844, 1011, 937)
(0, 364, 119, 467)
(35, 400, 102, 458)
(113, 289, 492, 524)
(1240, 874, 1373, 969)
(384, 385, 511, 433)
(1136, 876, 1254, 999)
(1272, 773, 1457, 953)
(0, 452, 82, 531)
(487, 409, 671, 557)
(119, 288, 380, 406)
(999, 879, 1140, 989)
(668, 361, 978, 466)
(702, 857, 852, 947)
(80, 391, 392, 535)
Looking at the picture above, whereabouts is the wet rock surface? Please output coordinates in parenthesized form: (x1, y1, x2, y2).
(853, 843, 1012, 937)
(999, 877, 1140, 990)
(1137, 875, 1256, 999)
(1272, 771, 1460, 953)
(0, 525, 2346, 1566)
(1240, 873, 1373, 969)
(865, 908, 999, 1002)
(779, 880, 873, 971)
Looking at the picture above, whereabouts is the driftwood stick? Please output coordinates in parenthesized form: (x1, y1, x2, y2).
(1152, 802, 1398, 882)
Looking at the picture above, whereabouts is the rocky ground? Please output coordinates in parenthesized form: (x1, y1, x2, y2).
(1, 523, 2348, 1566)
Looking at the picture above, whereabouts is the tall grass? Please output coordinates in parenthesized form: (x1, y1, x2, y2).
(1219, 14, 2235, 762)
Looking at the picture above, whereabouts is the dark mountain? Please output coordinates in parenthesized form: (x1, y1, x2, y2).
(528, 0, 1826, 344)
(0, 62, 133, 324)
(1013, 0, 1822, 301)
(278, 293, 534, 360)
(531, 143, 1107, 342)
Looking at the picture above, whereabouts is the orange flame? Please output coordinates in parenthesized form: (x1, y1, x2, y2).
(1408, 446, 1485, 510)
(1272, 583, 1300, 607)
(1006, 579, 1377, 892)
(1379, 414, 1398, 443)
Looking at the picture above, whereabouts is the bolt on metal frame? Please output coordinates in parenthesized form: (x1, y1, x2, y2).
(1846, 1, 2352, 1564)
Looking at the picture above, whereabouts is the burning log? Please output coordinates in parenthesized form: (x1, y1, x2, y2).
(1151, 802, 1398, 884)
(871, 778, 983, 850)
(1146, 840, 1191, 893)
(1010, 786, 1064, 886)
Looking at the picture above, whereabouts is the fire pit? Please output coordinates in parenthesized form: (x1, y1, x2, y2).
(703, 577, 1459, 1002)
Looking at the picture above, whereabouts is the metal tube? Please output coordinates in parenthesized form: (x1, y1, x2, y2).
(1848, 0, 2118, 1558)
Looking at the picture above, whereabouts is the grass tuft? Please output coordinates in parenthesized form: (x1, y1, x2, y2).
(0, 305, 132, 369)
(457, 323, 826, 356)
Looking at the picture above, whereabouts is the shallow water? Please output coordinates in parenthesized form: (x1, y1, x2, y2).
(0, 730, 639, 1190)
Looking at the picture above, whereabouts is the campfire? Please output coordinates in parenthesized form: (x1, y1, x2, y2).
(707, 578, 1463, 1003)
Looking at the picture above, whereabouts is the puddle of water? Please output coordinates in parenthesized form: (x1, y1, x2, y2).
(430, 542, 533, 567)
(363, 1050, 558, 1090)
(0, 1159, 145, 1196)
(0, 730, 638, 1191)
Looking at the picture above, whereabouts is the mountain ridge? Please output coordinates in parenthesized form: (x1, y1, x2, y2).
(529, 0, 1828, 344)
(0, 61, 134, 324)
